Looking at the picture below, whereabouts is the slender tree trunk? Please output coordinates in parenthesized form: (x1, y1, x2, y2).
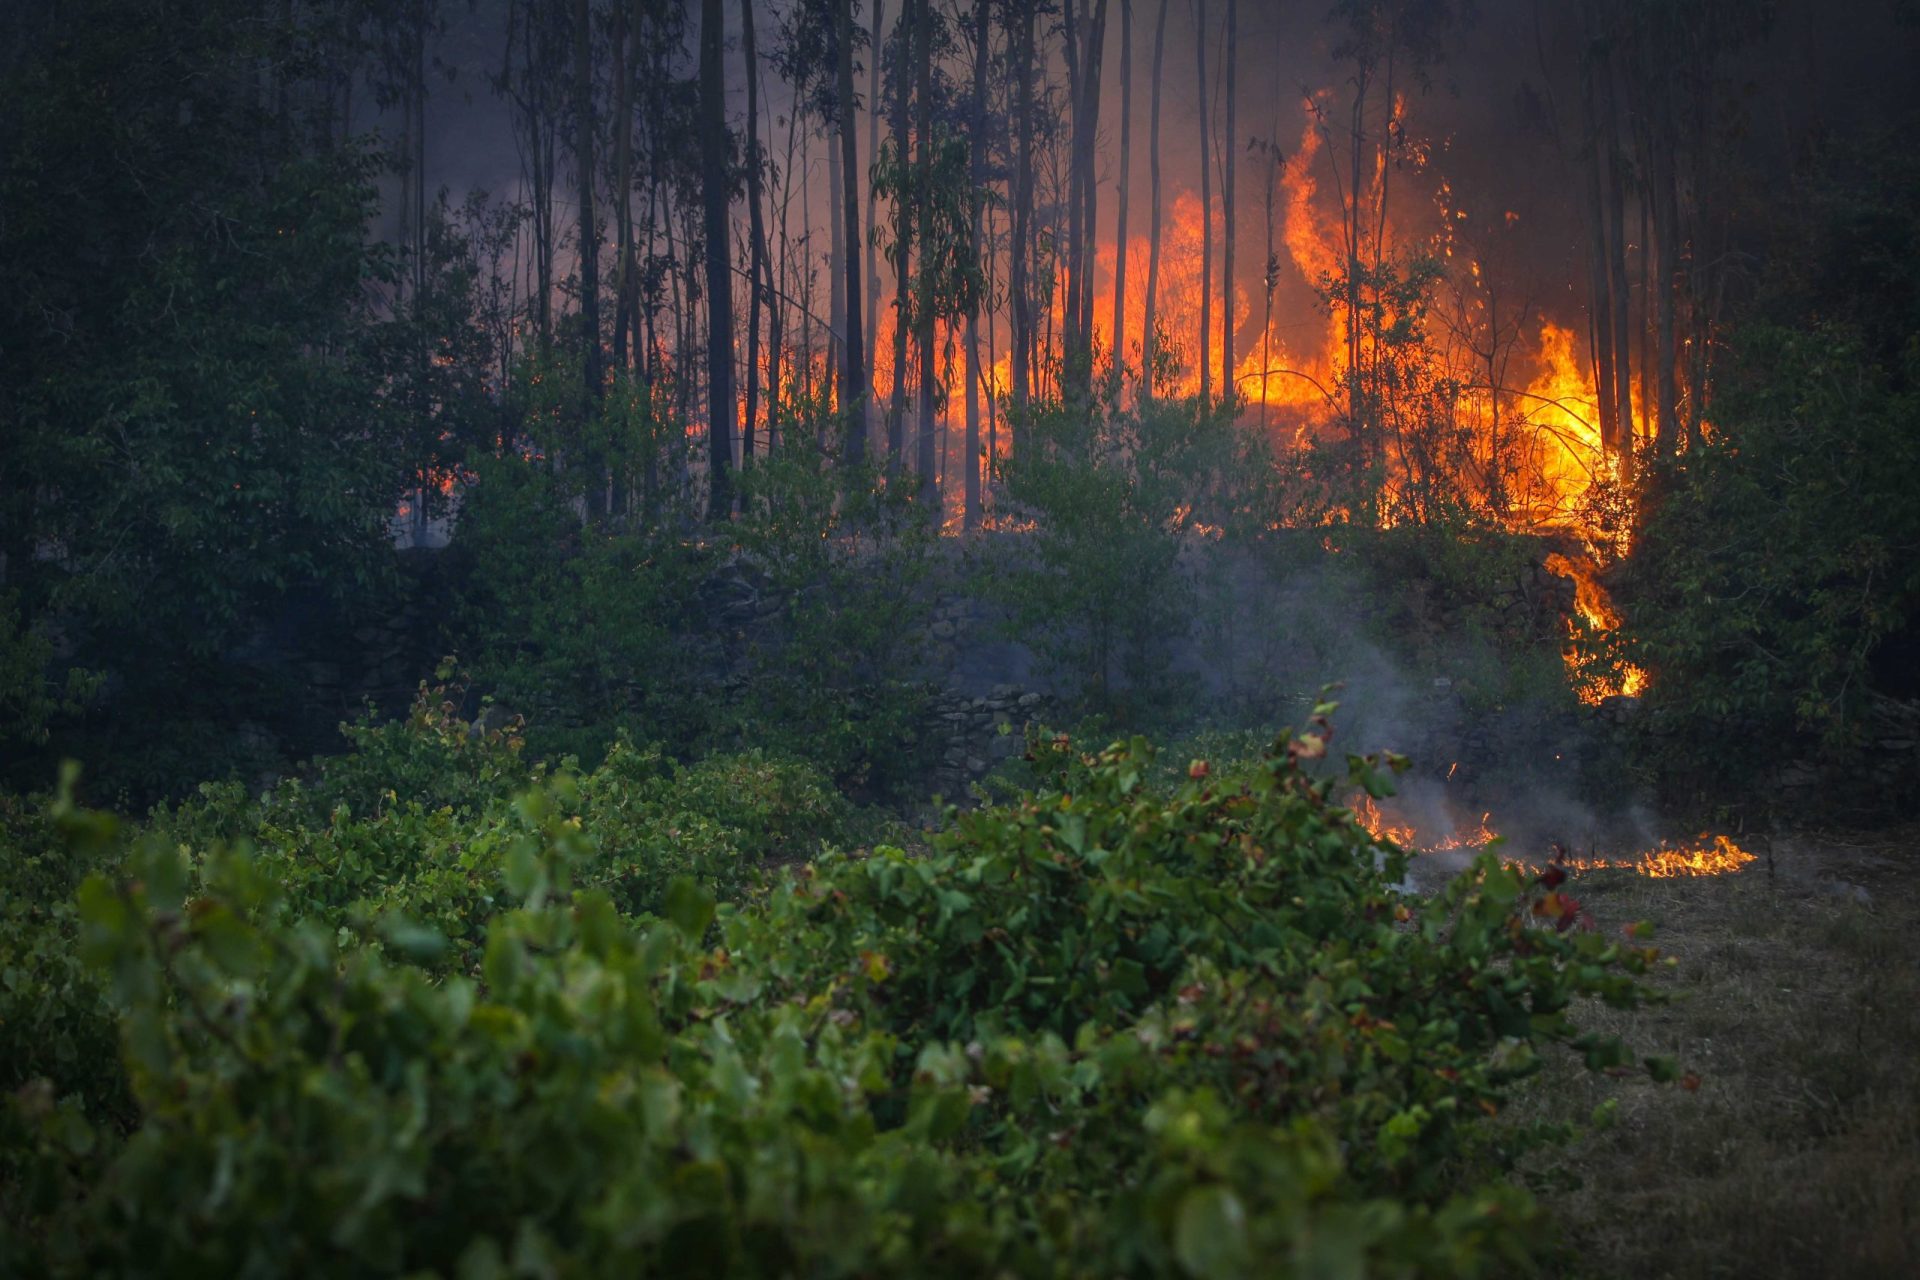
(1221, 0, 1235, 405)
(867, 0, 886, 453)
(1063, 0, 1083, 396)
(799, 121, 814, 403)
(964, 0, 990, 528)
(771, 84, 799, 449)
(741, 0, 768, 470)
(828, 126, 847, 409)
(1111, 0, 1132, 392)
(572, 0, 606, 522)
(698, 0, 733, 518)
(1142, 0, 1167, 399)
(1579, 17, 1620, 469)
(1638, 149, 1652, 449)
(834, 0, 868, 469)
(1009, 1, 1036, 428)
(1194, 0, 1212, 402)
(612, 0, 635, 372)
(914, 0, 939, 510)
(1260, 134, 1276, 430)
(574, 0, 600, 405)
(1077, 1, 1108, 406)
(1599, 42, 1634, 480)
(887, 14, 912, 473)
(1651, 77, 1680, 458)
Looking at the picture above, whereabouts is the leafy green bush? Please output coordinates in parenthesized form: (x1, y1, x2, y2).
(0, 780, 127, 1122)
(3, 706, 1677, 1276)
(451, 452, 718, 762)
(981, 395, 1235, 720)
(1610, 324, 1920, 803)
(729, 423, 940, 796)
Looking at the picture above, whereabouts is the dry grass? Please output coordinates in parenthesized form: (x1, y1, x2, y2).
(1507, 827, 1920, 1279)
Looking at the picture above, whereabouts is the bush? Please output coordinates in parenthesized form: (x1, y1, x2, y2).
(981, 395, 1235, 720)
(451, 453, 718, 762)
(729, 422, 940, 796)
(3, 707, 1680, 1276)
(1611, 324, 1920, 806)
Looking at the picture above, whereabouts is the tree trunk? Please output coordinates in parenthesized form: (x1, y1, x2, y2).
(612, 0, 635, 373)
(914, 0, 939, 511)
(1579, 13, 1620, 471)
(834, 0, 868, 469)
(741, 0, 768, 470)
(698, 0, 733, 518)
(828, 124, 847, 410)
(867, 0, 886, 455)
(1111, 0, 1133, 393)
(1142, 0, 1167, 399)
(1220, 0, 1235, 406)
(1194, 0, 1211, 402)
(964, 0, 989, 529)
(1599, 41, 1634, 480)
(1649, 72, 1679, 458)
(573, 0, 601, 407)
(887, 11, 912, 473)
(1009, 0, 1036, 428)
(1072, 0, 1109, 408)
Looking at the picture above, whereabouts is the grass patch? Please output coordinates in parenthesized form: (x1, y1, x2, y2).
(1511, 830, 1920, 1278)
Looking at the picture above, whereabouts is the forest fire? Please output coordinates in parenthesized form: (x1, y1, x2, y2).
(1544, 550, 1649, 704)
(1350, 795, 1755, 881)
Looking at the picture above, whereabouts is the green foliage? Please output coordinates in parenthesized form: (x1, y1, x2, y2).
(452, 449, 717, 761)
(1611, 324, 1920, 794)
(0, 776, 127, 1122)
(0, 598, 97, 753)
(982, 395, 1237, 718)
(731, 425, 940, 795)
(0, 1, 445, 794)
(2, 706, 1676, 1275)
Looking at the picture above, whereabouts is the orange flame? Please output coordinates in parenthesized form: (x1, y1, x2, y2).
(1351, 794, 1754, 880)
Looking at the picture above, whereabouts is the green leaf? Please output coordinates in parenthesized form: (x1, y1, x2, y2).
(664, 876, 716, 941)
(378, 915, 449, 965)
(1174, 1185, 1251, 1279)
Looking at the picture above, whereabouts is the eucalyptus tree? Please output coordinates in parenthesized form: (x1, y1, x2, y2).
(698, 0, 734, 517)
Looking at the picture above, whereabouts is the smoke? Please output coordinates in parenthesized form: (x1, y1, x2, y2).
(1162, 537, 1669, 865)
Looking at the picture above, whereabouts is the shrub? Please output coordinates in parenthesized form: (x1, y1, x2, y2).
(981, 395, 1235, 721)
(3, 708, 1678, 1276)
(729, 423, 940, 796)
(1610, 325, 1920, 807)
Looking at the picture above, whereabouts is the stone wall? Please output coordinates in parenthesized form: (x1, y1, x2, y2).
(920, 684, 1060, 798)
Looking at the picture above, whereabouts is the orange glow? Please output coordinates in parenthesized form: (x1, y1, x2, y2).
(1350, 795, 1756, 881)
(1517, 835, 1758, 879)
(1544, 551, 1649, 704)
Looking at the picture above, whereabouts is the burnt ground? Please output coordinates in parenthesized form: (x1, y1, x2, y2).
(1504, 826, 1920, 1279)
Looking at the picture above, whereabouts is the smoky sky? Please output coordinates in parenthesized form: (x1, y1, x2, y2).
(375, 0, 1920, 339)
